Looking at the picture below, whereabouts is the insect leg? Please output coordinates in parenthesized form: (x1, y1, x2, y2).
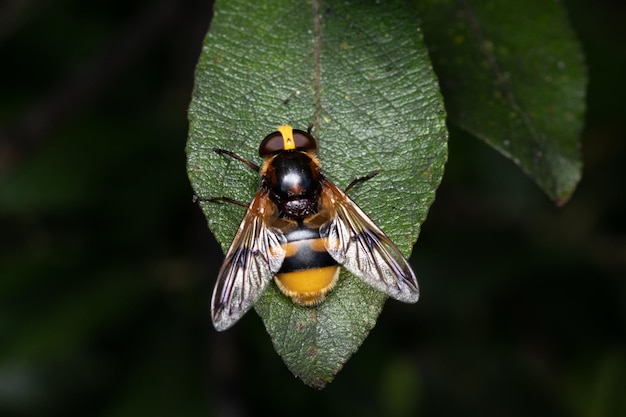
(344, 170, 380, 193)
(193, 195, 248, 208)
(194, 148, 256, 207)
(213, 148, 259, 172)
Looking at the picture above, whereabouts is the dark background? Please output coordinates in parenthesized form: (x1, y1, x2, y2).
(1, 0, 624, 416)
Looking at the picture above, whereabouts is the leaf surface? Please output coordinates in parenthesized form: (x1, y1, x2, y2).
(417, 0, 586, 203)
(187, 0, 447, 387)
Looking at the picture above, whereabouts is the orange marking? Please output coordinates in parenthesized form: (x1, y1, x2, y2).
(274, 266, 340, 305)
(277, 125, 295, 150)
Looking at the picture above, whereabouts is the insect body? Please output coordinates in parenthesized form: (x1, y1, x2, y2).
(203, 125, 419, 331)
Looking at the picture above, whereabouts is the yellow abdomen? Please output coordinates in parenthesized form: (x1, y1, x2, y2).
(275, 265, 340, 305)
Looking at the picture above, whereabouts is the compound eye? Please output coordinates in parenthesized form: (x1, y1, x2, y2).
(259, 131, 284, 157)
(259, 126, 318, 157)
(292, 129, 317, 152)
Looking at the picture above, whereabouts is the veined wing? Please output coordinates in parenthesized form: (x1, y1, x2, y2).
(318, 177, 419, 303)
(211, 189, 286, 331)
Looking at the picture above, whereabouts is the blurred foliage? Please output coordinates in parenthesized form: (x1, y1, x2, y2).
(0, 0, 625, 416)
(417, 0, 586, 203)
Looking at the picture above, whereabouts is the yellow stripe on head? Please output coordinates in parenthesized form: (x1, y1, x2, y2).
(277, 125, 295, 150)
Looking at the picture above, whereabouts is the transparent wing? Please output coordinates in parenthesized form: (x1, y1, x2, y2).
(211, 190, 286, 331)
(318, 177, 419, 303)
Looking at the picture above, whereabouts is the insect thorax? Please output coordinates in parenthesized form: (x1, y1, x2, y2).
(263, 151, 322, 219)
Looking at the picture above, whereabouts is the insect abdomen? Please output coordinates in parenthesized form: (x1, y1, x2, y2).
(274, 222, 339, 305)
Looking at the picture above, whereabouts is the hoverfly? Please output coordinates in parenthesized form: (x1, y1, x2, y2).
(198, 125, 419, 331)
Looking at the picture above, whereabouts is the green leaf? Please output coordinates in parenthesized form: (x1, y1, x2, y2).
(416, 0, 586, 204)
(187, 0, 447, 388)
